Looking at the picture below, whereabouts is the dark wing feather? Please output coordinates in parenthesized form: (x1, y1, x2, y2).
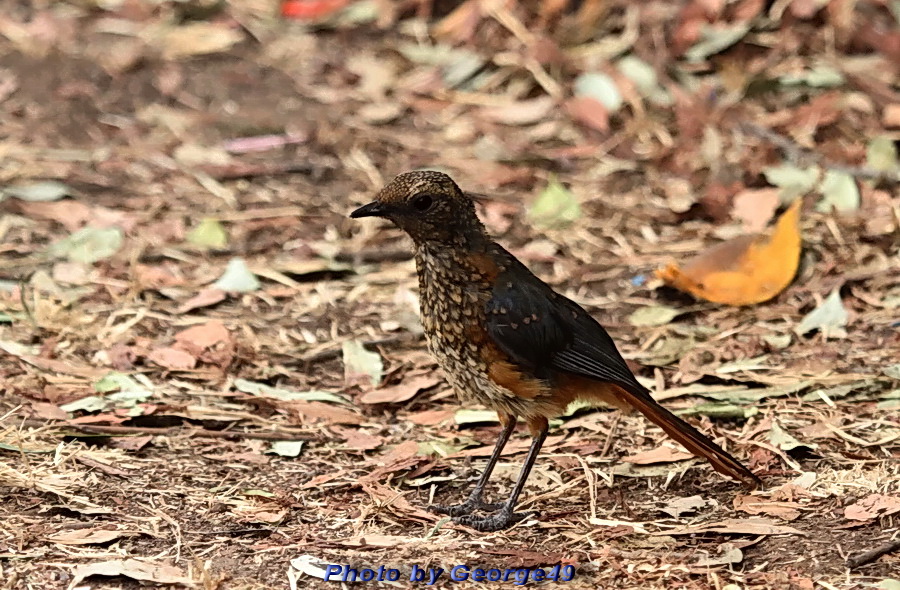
(485, 268, 645, 395)
(484, 259, 761, 489)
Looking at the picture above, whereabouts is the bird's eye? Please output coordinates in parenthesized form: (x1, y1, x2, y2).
(412, 194, 434, 212)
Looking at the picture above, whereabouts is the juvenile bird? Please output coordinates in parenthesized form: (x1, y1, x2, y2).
(350, 171, 760, 532)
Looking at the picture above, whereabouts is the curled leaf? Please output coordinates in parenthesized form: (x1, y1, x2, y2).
(655, 199, 801, 306)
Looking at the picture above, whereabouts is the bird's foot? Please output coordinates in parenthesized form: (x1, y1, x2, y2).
(428, 493, 504, 517)
(452, 508, 538, 532)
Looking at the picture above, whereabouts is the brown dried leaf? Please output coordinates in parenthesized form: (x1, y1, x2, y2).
(178, 288, 227, 314)
(844, 494, 900, 521)
(659, 517, 805, 536)
(733, 494, 802, 521)
(623, 445, 694, 465)
(46, 528, 132, 545)
(70, 559, 191, 587)
(359, 375, 439, 404)
(147, 347, 196, 370)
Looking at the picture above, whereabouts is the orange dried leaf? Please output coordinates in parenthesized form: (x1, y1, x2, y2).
(655, 199, 802, 306)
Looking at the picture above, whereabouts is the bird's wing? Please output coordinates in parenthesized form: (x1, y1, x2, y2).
(485, 264, 761, 489)
(485, 269, 645, 395)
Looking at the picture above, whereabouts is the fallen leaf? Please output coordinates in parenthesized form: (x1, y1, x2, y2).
(733, 494, 802, 520)
(527, 177, 581, 229)
(565, 96, 609, 132)
(292, 401, 363, 425)
(695, 542, 744, 566)
(479, 96, 556, 126)
(267, 440, 304, 457)
(406, 409, 454, 426)
(235, 379, 350, 404)
(213, 258, 260, 292)
(338, 428, 383, 451)
(844, 494, 900, 521)
(47, 226, 123, 264)
(342, 340, 383, 387)
(816, 171, 859, 213)
(623, 445, 694, 465)
(359, 375, 439, 404)
(684, 23, 751, 62)
(187, 218, 228, 249)
(627, 305, 681, 327)
(867, 136, 899, 173)
(175, 320, 230, 351)
(178, 288, 226, 313)
(46, 528, 132, 545)
(454, 409, 500, 425)
(147, 347, 196, 370)
(655, 199, 801, 305)
(732, 188, 780, 232)
(69, 559, 191, 587)
(658, 517, 804, 536)
(574, 72, 622, 111)
(155, 22, 244, 60)
(769, 421, 816, 451)
(795, 289, 848, 338)
(764, 164, 821, 202)
(289, 555, 330, 582)
(4, 180, 71, 201)
(660, 495, 712, 518)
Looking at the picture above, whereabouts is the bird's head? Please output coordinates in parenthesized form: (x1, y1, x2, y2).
(350, 170, 486, 246)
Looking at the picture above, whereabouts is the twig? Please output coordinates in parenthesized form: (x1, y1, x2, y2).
(20, 420, 315, 442)
(739, 122, 900, 183)
(847, 537, 900, 568)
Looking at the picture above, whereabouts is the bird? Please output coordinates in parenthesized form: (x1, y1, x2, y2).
(350, 170, 761, 532)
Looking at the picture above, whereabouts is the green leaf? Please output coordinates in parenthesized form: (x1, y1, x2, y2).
(233, 379, 350, 404)
(866, 136, 899, 173)
(267, 440, 304, 457)
(763, 164, 820, 202)
(574, 73, 623, 111)
(769, 421, 816, 450)
(4, 180, 72, 201)
(0, 442, 55, 453)
(94, 372, 143, 394)
(684, 23, 751, 62)
(628, 305, 680, 327)
(816, 170, 859, 213)
(877, 580, 900, 590)
(59, 396, 109, 413)
(48, 227, 123, 264)
(884, 364, 900, 380)
(213, 258, 260, 292)
(527, 177, 581, 229)
(342, 340, 383, 387)
(795, 290, 848, 338)
(187, 218, 228, 249)
(780, 65, 844, 88)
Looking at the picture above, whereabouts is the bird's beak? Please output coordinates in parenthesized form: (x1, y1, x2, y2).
(349, 201, 387, 219)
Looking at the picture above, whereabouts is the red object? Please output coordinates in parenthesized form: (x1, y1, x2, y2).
(280, 0, 349, 20)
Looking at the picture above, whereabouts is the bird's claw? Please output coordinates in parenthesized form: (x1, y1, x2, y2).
(452, 509, 538, 532)
(428, 496, 504, 517)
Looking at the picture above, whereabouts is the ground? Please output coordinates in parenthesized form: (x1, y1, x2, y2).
(0, 1, 899, 589)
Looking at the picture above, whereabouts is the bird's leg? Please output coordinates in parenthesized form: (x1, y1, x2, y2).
(453, 419, 549, 532)
(429, 415, 516, 517)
